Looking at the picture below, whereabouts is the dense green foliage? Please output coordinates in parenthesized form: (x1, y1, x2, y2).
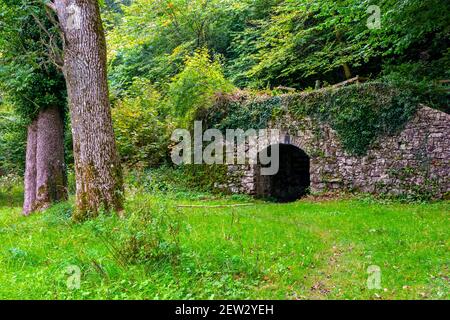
(112, 79, 169, 167)
(0, 104, 26, 174)
(166, 49, 234, 124)
(0, 0, 66, 121)
(0, 0, 67, 175)
(107, 0, 450, 91)
(230, 0, 450, 88)
(206, 92, 283, 131)
(111, 49, 234, 167)
(1, 0, 449, 174)
(106, 0, 243, 95)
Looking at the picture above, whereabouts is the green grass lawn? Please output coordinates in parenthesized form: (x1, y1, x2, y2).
(0, 190, 448, 300)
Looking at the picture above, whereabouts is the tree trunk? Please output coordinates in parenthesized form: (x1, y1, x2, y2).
(23, 119, 38, 215)
(53, 0, 123, 220)
(335, 30, 353, 79)
(342, 63, 352, 80)
(35, 106, 67, 210)
(23, 106, 67, 215)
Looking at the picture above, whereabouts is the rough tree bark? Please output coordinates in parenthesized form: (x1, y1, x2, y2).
(23, 106, 67, 215)
(23, 119, 38, 215)
(50, 0, 123, 220)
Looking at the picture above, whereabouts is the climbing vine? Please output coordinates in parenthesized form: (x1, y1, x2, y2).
(205, 82, 447, 156)
(203, 91, 283, 131)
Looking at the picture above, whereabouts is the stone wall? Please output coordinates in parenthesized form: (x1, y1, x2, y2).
(222, 105, 450, 199)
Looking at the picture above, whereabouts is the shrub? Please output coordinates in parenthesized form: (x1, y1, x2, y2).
(125, 164, 230, 197)
(87, 196, 182, 266)
(0, 173, 22, 207)
(205, 91, 282, 131)
(166, 48, 235, 126)
(112, 79, 170, 167)
(0, 106, 26, 175)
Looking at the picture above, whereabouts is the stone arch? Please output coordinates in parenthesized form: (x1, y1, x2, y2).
(254, 142, 310, 202)
(228, 107, 449, 199)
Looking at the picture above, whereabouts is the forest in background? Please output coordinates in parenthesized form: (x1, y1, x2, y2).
(1, 0, 449, 177)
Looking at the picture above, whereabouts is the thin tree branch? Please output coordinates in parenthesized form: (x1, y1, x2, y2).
(45, 1, 56, 12)
(29, 12, 63, 69)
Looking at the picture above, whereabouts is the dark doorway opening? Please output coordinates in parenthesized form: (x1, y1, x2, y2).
(255, 144, 310, 202)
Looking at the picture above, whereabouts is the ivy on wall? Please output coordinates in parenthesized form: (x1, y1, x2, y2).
(203, 92, 283, 131)
(204, 82, 447, 156)
(289, 82, 418, 155)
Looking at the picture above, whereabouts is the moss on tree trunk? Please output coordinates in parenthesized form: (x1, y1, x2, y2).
(53, 0, 124, 220)
(23, 106, 67, 215)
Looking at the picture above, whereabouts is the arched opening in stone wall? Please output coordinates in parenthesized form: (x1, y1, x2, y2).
(255, 144, 310, 202)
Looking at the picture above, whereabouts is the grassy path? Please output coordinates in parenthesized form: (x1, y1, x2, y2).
(0, 194, 448, 299)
